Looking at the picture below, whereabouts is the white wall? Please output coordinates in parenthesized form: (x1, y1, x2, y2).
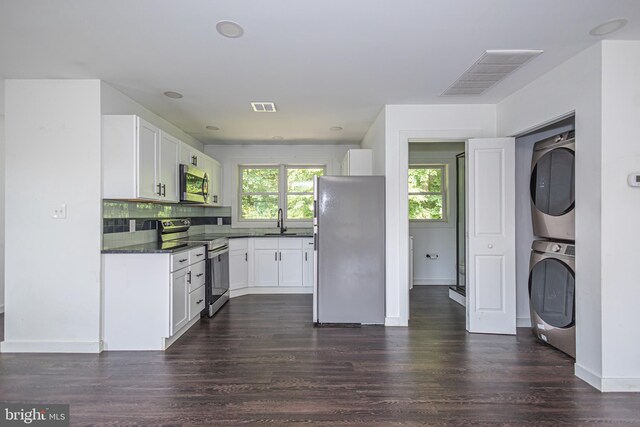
(599, 41, 640, 390)
(0, 114, 4, 314)
(383, 104, 497, 326)
(497, 43, 605, 388)
(203, 144, 357, 227)
(409, 144, 464, 286)
(100, 82, 203, 152)
(1, 80, 103, 352)
(361, 108, 386, 175)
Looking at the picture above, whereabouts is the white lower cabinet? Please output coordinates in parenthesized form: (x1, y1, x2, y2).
(252, 238, 304, 287)
(302, 238, 314, 287)
(170, 267, 189, 335)
(229, 239, 249, 290)
(103, 245, 207, 351)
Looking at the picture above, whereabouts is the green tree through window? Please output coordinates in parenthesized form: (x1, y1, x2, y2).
(239, 165, 325, 221)
(409, 165, 446, 220)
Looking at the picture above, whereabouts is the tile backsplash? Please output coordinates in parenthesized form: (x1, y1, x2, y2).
(102, 200, 232, 249)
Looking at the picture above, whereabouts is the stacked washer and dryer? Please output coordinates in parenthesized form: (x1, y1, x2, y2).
(529, 131, 576, 358)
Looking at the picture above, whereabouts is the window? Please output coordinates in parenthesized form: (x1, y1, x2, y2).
(408, 165, 446, 221)
(239, 165, 324, 222)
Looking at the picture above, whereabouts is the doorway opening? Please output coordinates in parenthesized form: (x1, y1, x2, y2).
(407, 141, 465, 318)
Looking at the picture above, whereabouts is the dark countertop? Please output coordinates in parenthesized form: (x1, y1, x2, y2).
(102, 232, 313, 254)
(102, 241, 207, 254)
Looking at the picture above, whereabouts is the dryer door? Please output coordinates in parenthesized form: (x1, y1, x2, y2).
(530, 148, 575, 217)
(529, 258, 575, 328)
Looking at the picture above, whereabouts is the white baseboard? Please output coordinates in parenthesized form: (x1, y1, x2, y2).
(448, 288, 466, 306)
(230, 287, 313, 298)
(413, 278, 456, 286)
(163, 316, 200, 350)
(385, 316, 408, 326)
(576, 363, 640, 392)
(517, 317, 532, 328)
(1, 340, 103, 353)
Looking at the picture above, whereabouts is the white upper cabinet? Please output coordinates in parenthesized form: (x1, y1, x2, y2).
(103, 115, 179, 202)
(159, 131, 180, 202)
(342, 149, 372, 176)
(180, 143, 222, 206)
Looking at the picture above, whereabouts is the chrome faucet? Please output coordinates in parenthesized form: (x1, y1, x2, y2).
(277, 208, 287, 234)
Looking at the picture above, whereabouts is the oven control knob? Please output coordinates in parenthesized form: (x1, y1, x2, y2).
(552, 244, 562, 253)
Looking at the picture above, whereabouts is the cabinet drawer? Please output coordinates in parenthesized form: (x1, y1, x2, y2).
(171, 250, 191, 272)
(278, 238, 302, 249)
(189, 246, 207, 262)
(189, 285, 206, 320)
(229, 238, 248, 251)
(189, 260, 206, 292)
(254, 238, 279, 249)
(303, 238, 314, 248)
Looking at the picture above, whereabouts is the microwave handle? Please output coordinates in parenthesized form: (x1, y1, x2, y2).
(202, 173, 210, 201)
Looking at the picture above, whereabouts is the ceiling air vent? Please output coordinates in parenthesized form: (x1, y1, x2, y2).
(250, 102, 277, 112)
(441, 50, 543, 96)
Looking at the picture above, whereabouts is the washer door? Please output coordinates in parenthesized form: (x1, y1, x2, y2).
(530, 148, 575, 216)
(529, 258, 575, 328)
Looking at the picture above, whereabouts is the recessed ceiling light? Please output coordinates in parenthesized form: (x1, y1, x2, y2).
(272, 136, 284, 140)
(330, 126, 343, 131)
(251, 102, 277, 112)
(216, 21, 244, 38)
(163, 91, 183, 99)
(205, 125, 220, 131)
(589, 19, 628, 36)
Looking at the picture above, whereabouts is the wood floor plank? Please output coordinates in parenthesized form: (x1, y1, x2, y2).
(1, 287, 639, 426)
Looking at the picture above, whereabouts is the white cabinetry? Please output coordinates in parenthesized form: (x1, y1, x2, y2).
(229, 239, 249, 290)
(302, 238, 314, 287)
(342, 149, 372, 176)
(103, 115, 179, 202)
(252, 238, 304, 287)
(201, 155, 222, 206)
(180, 144, 204, 168)
(103, 245, 206, 351)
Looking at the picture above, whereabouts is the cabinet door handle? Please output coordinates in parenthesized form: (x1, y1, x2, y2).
(196, 273, 203, 278)
(305, 252, 308, 261)
(157, 183, 162, 196)
(275, 251, 277, 261)
(279, 252, 282, 261)
(196, 299, 204, 304)
(161, 184, 166, 196)
(195, 253, 204, 257)
(245, 252, 248, 262)
(213, 195, 218, 203)
(178, 258, 188, 263)
(187, 271, 192, 283)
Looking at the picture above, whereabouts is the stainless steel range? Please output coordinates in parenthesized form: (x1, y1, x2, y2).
(158, 219, 229, 317)
(184, 234, 229, 317)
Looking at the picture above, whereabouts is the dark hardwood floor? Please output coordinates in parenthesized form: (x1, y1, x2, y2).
(1, 287, 639, 426)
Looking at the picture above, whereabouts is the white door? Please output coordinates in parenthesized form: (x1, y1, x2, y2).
(159, 131, 180, 202)
(466, 137, 516, 335)
(137, 119, 160, 200)
(253, 249, 279, 286)
(279, 249, 303, 286)
(170, 268, 189, 335)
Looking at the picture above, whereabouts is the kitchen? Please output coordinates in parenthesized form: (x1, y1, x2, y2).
(1, 1, 640, 424)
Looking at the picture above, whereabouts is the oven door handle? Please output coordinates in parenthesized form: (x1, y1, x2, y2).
(208, 247, 229, 258)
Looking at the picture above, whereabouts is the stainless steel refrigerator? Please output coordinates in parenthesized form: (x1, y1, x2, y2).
(313, 176, 385, 324)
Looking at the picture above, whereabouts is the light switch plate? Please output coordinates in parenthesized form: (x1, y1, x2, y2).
(129, 219, 136, 233)
(217, 218, 223, 225)
(53, 204, 67, 219)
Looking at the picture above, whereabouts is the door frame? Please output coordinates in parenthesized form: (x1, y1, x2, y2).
(398, 129, 488, 326)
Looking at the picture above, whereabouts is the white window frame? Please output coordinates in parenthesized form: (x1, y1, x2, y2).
(237, 164, 326, 225)
(408, 164, 447, 222)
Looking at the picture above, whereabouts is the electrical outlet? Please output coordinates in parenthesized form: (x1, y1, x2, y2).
(129, 219, 136, 233)
(52, 204, 67, 219)
(217, 217, 223, 225)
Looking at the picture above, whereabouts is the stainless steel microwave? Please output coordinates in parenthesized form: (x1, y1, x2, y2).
(180, 164, 209, 203)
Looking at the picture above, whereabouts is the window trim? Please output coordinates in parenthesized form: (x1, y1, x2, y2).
(408, 164, 447, 222)
(237, 164, 326, 224)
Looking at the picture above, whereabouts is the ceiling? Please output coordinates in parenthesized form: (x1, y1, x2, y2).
(1, 1, 639, 145)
